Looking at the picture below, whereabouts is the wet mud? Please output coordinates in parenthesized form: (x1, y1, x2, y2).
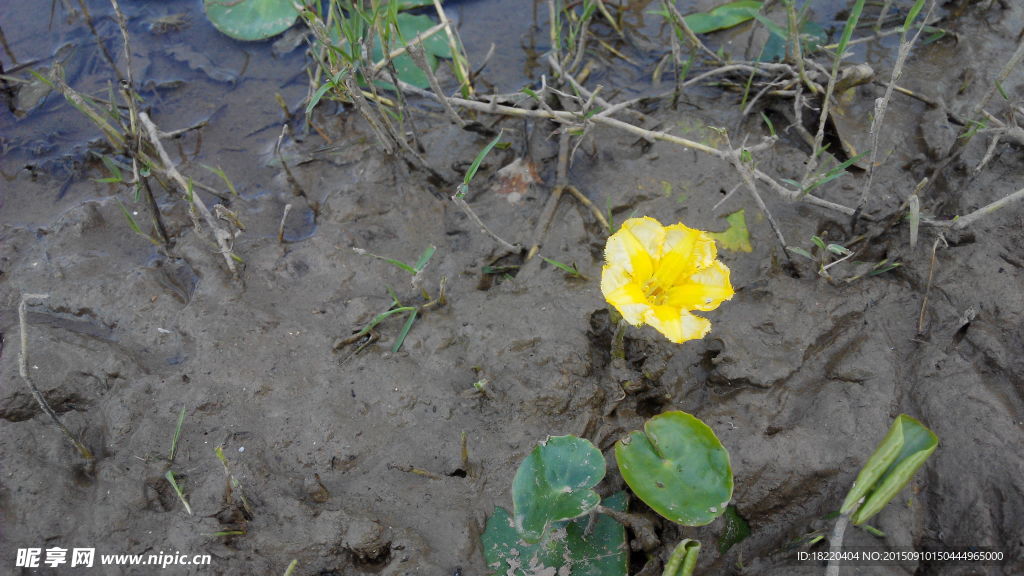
(1, 1, 1023, 575)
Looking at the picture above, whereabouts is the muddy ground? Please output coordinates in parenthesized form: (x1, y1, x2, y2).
(2, 1, 1023, 575)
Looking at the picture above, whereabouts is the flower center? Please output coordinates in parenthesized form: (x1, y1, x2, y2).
(643, 278, 669, 306)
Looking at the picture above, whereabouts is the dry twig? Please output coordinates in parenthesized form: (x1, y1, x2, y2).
(139, 112, 240, 277)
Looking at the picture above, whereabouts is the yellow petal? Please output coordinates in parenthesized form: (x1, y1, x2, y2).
(600, 263, 633, 294)
(620, 217, 666, 257)
(664, 261, 735, 311)
(605, 217, 664, 282)
(603, 276, 652, 326)
(643, 305, 712, 343)
(650, 224, 703, 287)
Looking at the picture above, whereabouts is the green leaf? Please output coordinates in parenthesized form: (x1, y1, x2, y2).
(99, 155, 123, 182)
(457, 131, 503, 198)
(663, 539, 701, 576)
(413, 245, 436, 272)
(826, 243, 851, 256)
(512, 436, 605, 542)
(718, 505, 751, 554)
(398, 13, 451, 59)
(758, 18, 825, 62)
(761, 112, 776, 137)
(904, 0, 927, 31)
(710, 209, 753, 252)
(835, 0, 866, 61)
(392, 308, 417, 353)
(204, 0, 298, 41)
(484, 492, 628, 576)
(803, 151, 869, 195)
(615, 411, 733, 527)
(683, 1, 763, 34)
(368, 13, 451, 89)
(540, 256, 585, 279)
(787, 246, 815, 261)
(168, 405, 186, 462)
(840, 414, 938, 525)
(164, 470, 193, 515)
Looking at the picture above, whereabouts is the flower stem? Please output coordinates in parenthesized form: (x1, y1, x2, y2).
(611, 317, 627, 360)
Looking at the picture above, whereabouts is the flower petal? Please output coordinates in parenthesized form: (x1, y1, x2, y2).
(664, 261, 735, 311)
(651, 224, 718, 287)
(605, 217, 664, 281)
(603, 271, 652, 326)
(643, 305, 712, 343)
(620, 217, 666, 257)
(600, 263, 633, 294)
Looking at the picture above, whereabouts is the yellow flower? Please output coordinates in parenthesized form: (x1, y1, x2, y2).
(601, 217, 734, 343)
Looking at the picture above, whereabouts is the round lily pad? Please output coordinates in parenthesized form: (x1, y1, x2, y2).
(512, 435, 605, 543)
(204, 0, 298, 41)
(615, 411, 733, 526)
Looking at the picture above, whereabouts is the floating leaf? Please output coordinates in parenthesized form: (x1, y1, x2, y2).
(484, 492, 628, 576)
(758, 19, 825, 62)
(684, 1, 763, 35)
(368, 13, 452, 89)
(512, 435, 605, 543)
(203, 0, 298, 42)
(710, 209, 753, 252)
(840, 414, 938, 525)
(615, 411, 733, 526)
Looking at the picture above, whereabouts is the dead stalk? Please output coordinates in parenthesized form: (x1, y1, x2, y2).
(278, 203, 293, 244)
(275, 125, 318, 216)
(139, 112, 240, 277)
(453, 195, 521, 253)
(432, 0, 471, 96)
(407, 42, 465, 127)
(926, 31, 1024, 192)
(917, 235, 947, 335)
(18, 294, 93, 460)
(527, 131, 572, 261)
(662, 0, 720, 64)
(924, 186, 1024, 231)
(854, 1, 935, 221)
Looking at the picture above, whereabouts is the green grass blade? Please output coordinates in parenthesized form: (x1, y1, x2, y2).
(803, 151, 869, 195)
(787, 246, 815, 261)
(458, 130, 504, 198)
(99, 155, 123, 182)
(355, 306, 418, 340)
(904, 0, 927, 30)
(760, 112, 776, 137)
(353, 248, 418, 274)
(413, 245, 436, 272)
(165, 471, 193, 516)
(540, 256, 584, 278)
(201, 164, 238, 196)
(392, 308, 418, 352)
(168, 405, 186, 462)
(834, 0, 866, 61)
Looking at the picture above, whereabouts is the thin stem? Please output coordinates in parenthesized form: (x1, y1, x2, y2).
(18, 294, 93, 460)
(824, 512, 852, 576)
